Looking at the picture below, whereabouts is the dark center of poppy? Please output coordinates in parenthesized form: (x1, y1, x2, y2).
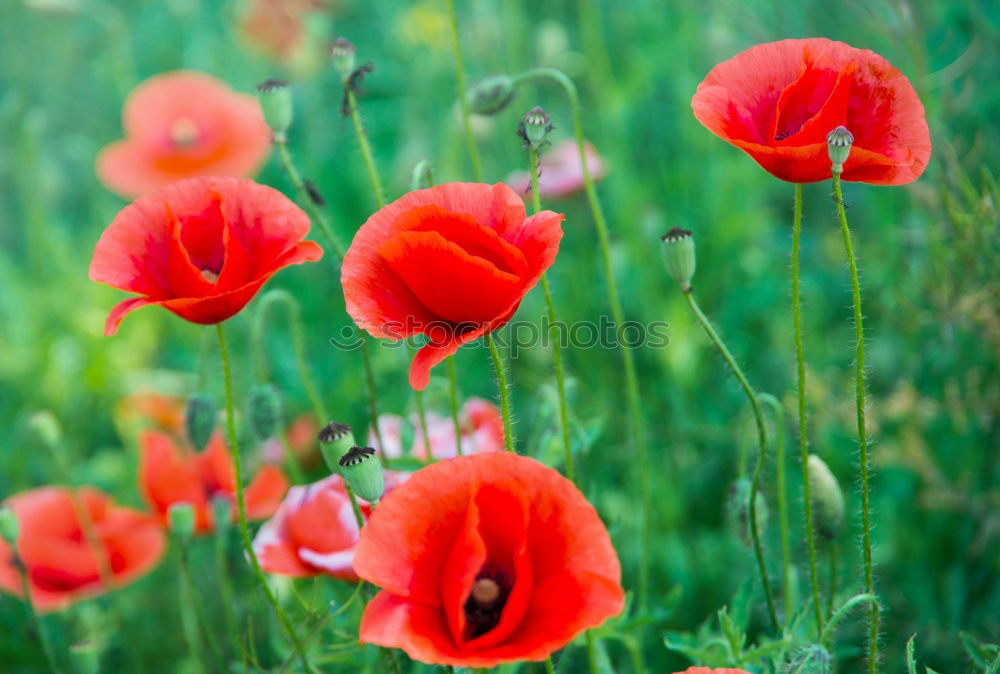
(464, 573, 510, 639)
(170, 117, 200, 148)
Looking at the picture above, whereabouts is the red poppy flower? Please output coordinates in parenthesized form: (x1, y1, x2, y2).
(253, 472, 409, 581)
(342, 183, 564, 390)
(90, 176, 323, 336)
(240, 0, 326, 64)
(0, 487, 165, 613)
(117, 390, 186, 434)
(354, 452, 624, 666)
(371, 397, 504, 461)
(691, 38, 930, 185)
(506, 140, 608, 200)
(139, 429, 289, 533)
(96, 71, 271, 199)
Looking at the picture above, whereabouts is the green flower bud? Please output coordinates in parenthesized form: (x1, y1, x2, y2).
(410, 159, 434, 191)
(0, 507, 20, 545)
(331, 37, 356, 78)
(725, 477, 768, 548)
(210, 496, 231, 532)
(69, 640, 101, 674)
(339, 446, 384, 503)
(660, 227, 696, 292)
(826, 125, 853, 174)
(185, 393, 216, 451)
(28, 410, 62, 451)
(167, 502, 196, 543)
(246, 384, 281, 442)
(318, 421, 356, 473)
(256, 78, 293, 139)
(786, 644, 832, 674)
(808, 454, 845, 541)
(521, 106, 552, 149)
(465, 75, 516, 115)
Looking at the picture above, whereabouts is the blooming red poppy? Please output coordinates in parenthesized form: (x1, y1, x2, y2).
(354, 452, 624, 666)
(506, 140, 607, 200)
(96, 71, 271, 199)
(691, 38, 930, 185)
(90, 176, 323, 336)
(139, 429, 289, 533)
(370, 397, 504, 461)
(0, 487, 165, 613)
(253, 471, 409, 581)
(342, 183, 564, 390)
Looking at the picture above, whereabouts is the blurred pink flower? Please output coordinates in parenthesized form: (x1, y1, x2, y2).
(369, 398, 504, 461)
(506, 139, 607, 200)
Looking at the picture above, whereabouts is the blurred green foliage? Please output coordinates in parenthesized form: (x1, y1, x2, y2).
(0, 0, 998, 672)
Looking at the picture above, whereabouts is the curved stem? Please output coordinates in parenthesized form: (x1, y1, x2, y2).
(485, 333, 515, 453)
(446, 357, 464, 456)
(344, 88, 385, 208)
(833, 172, 879, 673)
(792, 183, 824, 634)
(682, 291, 778, 632)
(818, 593, 879, 646)
(444, 0, 482, 180)
(274, 139, 344, 261)
(529, 146, 574, 480)
(761, 393, 792, 624)
(514, 65, 648, 611)
(214, 324, 311, 672)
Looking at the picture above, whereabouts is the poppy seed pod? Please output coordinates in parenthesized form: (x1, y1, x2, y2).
(256, 78, 293, 139)
(787, 644, 832, 674)
(184, 393, 216, 451)
(466, 75, 516, 115)
(338, 446, 384, 503)
(0, 507, 19, 545)
(331, 37, 356, 78)
(167, 502, 196, 543)
(318, 421, 356, 473)
(246, 384, 281, 442)
(522, 106, 552, 149)
(661, 227, 696, 292)
(808, 454, 845, 541)
(826, 125, 854, 174)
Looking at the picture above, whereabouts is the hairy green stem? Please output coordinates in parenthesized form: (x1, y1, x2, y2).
(792, 182, 824, 634)
(828, 544, 838, 621)
(178, 544, 225, 672)
(446, 357, 464, 456)
(212, 514, 238, 651)
(344, 88, 385, 209)
(544, 655, 557, 674)
(486, 333, 515, 453)
(760, 393, 792, 623)
(818, 593, 879, 646)
(214, 324, 311, 672)
(444, 0, 482, 180)
(833, 172, 879, 674)
(682, 291, 778, 632)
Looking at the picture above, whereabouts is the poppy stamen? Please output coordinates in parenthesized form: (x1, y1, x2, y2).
(169, 117, 200, 148)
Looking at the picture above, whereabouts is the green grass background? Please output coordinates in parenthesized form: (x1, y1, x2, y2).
(0, 0, 997, 671)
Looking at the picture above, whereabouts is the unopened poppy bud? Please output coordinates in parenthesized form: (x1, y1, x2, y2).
(28, 410, 62, 451)
(0, 507, 19, 545)
(167, 502, 196, 543)
(725, 477, 768, 548)
(466, 75, 516, 115)
(210, 496, 231, 531)
(787, 644, 832, 674)
(318, 421, 355, 473)
(808, 454, 845, 541)
(331, 37, 356, 78)
(521, 106, 552, 149)
(410, 159, 434, 191)
(338, 446, 384, 503)
(826, 125, 853, 174)
(256, 78, 293, 139)
(185, 393, 216, 451)
(660, 227, 696, 292)
(246, 384, 281, 442)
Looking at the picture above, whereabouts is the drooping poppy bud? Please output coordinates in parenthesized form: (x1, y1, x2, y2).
(318, 421, 355, 473)
(256, 78, 293, 140)
(826, 125, 854, 174)
(808, 454, 845, 541)
(521, 106, 552, 149)
(0, 507, 19, 545)
(246, 384, 281, 442)
(725, 477, 768, 548)
(661, 227, 696, 292)
(466, 75, 516, 115)
(786, 644, 832, 673)
(410, 159, 434, 191)
(331, 37, 356, 78)
(167, 502, 196, 543)
(338, 446, 384, 503)
(185, 393, 216, 451)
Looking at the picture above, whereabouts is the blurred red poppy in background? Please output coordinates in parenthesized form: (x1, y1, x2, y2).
(253, 472, 409, 581)
(370, 397, 504, 461)
(691, 38, 930, 185)
(96, 71, 271, 199)
(241, 0, 327, 63)
(0, 487, 165, 612)
(354, 452, 623, 666)
(342, 183, 563, 390)
(505, 139, 607, 200)
(116, 390, 186, 435)
(139, 429, 288, 533)
(90, 176, 322, 336)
